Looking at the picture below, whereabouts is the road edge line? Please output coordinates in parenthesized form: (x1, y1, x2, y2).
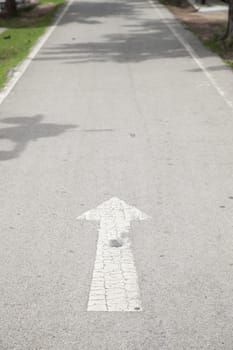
(148, 0, 233, 111)
(0, 0, 73, 106)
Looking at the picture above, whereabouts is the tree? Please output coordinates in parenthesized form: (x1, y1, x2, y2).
(5, 0, 17, 16)
(223, 0, 233, 39)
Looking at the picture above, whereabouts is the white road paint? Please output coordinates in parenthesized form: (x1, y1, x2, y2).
(77, 197, 150, 312)
(0, 0, 73, 106)
(149, 0, 233, 111)
(1, 0, 231, 114)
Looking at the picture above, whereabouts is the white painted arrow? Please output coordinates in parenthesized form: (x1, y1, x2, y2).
(77, 197, 150, 312)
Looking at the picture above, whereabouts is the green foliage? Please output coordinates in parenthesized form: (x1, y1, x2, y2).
(225, 59, 233, 67)
(159, 0, 184, 5)
(39, 0, 64, 5)
(203, 35, 233, 69)
(203, 36, 225, 53)
(0, 0, 64, 88)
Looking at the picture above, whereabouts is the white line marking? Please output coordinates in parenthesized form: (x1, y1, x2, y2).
(77, 197, 150, 312)
(0, 0, 73, 106)
(148, 0, 233, 111)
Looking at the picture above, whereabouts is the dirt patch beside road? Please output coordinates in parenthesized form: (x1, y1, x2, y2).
(161, 0, 233, 67)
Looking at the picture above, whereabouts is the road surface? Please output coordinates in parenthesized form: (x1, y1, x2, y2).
(0, 0, 233, 348)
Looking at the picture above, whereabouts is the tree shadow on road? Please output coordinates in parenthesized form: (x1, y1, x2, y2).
(3, 0, 215, 64)
(0, 114, 77, 161)
(60, 0, 137, 25)
(37, 16, 189, 64)
(32, 0, 195, 64)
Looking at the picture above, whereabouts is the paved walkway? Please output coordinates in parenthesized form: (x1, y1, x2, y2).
(0, 0, 233, 348)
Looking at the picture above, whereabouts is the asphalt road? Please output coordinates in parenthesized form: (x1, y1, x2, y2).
(1, 0, 233, 348)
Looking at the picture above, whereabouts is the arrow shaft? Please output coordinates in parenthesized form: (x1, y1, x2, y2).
(87, 219, 142, 312)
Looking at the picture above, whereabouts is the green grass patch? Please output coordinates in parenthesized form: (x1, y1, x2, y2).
(203, 36, 225, 54)
(203, 36, 233, 69)
(39, 0, 64, 5)
(157, 0, 188, 7)
(0, 0, 65, 88)
(225, 59, 233, 68)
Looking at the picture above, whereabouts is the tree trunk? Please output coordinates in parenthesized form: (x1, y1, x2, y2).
(222, 0, 233, 39)
(5, 0, 17, 16)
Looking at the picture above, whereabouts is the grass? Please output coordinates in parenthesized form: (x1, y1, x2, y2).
(226, 59, 233, 67)
(203, 35, 226, 53)
(203, 35, 233, 68)
(0, 0, 65, 88)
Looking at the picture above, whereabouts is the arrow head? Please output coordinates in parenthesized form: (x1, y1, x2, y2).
(77, 197, 150, 222)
